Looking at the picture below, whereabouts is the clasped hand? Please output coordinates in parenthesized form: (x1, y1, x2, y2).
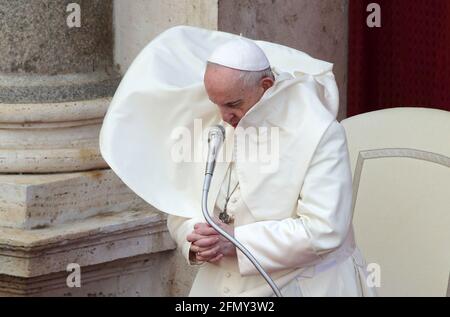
(187, 217, 237, 263)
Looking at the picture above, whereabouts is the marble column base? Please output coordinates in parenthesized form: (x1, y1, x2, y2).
(0, 169, 148, 229)
(0, 208, 196, 296)
(0, 97, 113, 173)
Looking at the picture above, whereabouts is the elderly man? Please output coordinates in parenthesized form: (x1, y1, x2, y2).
(99, 26, 376, 297)
(167, 36, 375, 297)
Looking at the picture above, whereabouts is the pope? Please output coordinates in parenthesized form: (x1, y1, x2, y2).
(99, 26, 378, 297)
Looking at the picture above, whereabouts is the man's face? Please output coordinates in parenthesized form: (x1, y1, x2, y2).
(204, 65, 270, 128)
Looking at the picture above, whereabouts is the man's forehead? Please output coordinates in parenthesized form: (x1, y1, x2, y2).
(204, 65, 247, 104)
(205, 63, 241, 79)
(204, 68, 241, 91)
(206, 82, 245, 105)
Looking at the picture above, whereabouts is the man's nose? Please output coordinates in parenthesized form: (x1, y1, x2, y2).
(219, 108, 234, 122)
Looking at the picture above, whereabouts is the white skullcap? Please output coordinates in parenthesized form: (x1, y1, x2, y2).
(207, 38, 271, 71)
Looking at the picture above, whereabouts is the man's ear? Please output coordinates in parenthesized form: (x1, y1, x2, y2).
(261, 77, 274, 92)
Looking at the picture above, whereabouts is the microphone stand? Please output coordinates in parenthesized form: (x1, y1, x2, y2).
(201, 127, 282, 297)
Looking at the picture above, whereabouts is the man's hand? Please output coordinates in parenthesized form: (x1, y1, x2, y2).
(187, 218, 237, 263)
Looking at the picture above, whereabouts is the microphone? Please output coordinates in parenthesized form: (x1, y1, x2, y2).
(203, 125, 225, 193)
(205, 125, 225, 176)
(201, 125, 282, 297)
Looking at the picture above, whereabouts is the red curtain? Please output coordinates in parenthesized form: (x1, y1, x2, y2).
(348, 0, 450, 117)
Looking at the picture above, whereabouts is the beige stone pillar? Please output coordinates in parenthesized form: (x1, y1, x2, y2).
(114, 0, 218, 73)
(0, 0, 178, 296)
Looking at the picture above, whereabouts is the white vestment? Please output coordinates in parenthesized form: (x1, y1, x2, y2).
(168, 119, 375, 297)
(99, 26, 377, 297)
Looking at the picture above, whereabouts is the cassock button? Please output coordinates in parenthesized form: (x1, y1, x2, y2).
(226, 272, 231, 278)
(223, 287, 230, 294)
(231, 198, 238, 204)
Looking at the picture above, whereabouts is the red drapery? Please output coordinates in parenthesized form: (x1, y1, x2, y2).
(348, 0, 450, 117)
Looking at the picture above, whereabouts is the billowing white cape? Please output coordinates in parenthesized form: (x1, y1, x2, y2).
(99, 26, 339, 220)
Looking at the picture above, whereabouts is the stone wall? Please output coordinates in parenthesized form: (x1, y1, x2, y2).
(0, 0, 214, 297)
(218, 0, 349, 119)
(114, 0, 218, 73)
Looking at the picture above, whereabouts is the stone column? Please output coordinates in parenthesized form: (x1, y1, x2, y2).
(0, 0, 119, 173)
(0, 0, 178, 296)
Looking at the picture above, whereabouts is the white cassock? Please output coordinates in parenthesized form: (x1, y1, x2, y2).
(168, 118, 375, 297)
(99, 26, 377, 297)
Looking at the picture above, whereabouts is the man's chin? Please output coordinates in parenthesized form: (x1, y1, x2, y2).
(230, 120, 240, 128)
(224, 121, 238, 128)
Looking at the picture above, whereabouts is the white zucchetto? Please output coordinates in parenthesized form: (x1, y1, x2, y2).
(207, 38, 271, 71)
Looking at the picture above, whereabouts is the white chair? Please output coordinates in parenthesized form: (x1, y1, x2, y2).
(341, 107, 450, 297)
